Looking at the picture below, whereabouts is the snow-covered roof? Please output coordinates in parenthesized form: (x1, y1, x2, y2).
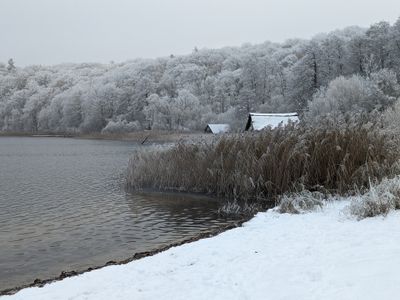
(205, 124, 230, 134)
(245, 113, 299, 131)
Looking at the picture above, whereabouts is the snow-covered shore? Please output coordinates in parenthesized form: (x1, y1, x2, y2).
(3, 201, 400, 300)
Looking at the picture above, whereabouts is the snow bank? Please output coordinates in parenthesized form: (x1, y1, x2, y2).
(3, 201, 400, 300)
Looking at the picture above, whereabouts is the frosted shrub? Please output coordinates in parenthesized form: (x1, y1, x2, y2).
(382, 99, 400, 136)
(218, 201, 260, 217)
(349, 176, 400, 220)
(350, 193, 393, 220)
(278, 190, 324, 214)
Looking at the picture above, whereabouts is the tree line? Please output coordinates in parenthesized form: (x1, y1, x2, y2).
(1, 18, 400, 133)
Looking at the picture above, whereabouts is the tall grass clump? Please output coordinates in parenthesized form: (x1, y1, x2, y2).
(127, 121, 400, 205)
(349, 176, 400, 219)
(277, 190, 325, 214)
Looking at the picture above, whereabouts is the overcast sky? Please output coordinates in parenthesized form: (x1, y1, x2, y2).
(1, 0, 399, 66)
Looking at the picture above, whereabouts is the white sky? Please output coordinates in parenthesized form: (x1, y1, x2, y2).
(1, 0, 399, 66)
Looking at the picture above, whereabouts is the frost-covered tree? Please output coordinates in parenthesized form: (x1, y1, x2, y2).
(307, 75, 391, 119)
(365, 22, 391, 70)
(7, 59, 16, 72)
(1, 17, 400, 133)
(288, 41, 322, 110)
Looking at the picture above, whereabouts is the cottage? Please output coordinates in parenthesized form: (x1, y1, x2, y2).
(204, 124, 230, 134)
(245, 113, 299, 131)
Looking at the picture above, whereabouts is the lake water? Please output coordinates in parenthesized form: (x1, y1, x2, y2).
(0, 137, 233, 292)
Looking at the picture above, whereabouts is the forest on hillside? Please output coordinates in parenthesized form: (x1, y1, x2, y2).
(1, 18, 400, 133)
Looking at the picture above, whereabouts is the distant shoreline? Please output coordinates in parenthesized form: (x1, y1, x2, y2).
(0, 131, 211, 143)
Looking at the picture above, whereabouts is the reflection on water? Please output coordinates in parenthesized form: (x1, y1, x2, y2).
(0, 137, 233, 291)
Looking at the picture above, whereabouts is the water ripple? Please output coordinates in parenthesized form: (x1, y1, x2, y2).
(0, 137, 233, 292)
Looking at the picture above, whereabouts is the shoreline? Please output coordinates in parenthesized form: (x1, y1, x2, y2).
(0, 131, 211, 144)
(4, 201, 400, 300)
(0, 131, 236, 296)
(0, 216, 251, 296)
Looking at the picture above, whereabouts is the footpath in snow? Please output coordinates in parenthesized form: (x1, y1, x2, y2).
(3, 201, 400, 300)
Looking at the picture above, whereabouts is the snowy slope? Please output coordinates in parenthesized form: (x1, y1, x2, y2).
(3, 201, 400, 300)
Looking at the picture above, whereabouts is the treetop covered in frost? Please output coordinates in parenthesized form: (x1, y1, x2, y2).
(1, 19, 400, 133)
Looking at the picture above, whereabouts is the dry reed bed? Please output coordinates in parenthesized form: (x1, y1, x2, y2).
(127, 123, 400, 206)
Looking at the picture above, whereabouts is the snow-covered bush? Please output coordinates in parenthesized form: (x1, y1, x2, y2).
(349, 176, 400, 220)
(382, 98, 400, 135)
(278, 190, 324, 214)
(217, 201, 260, 217)
(269, 176, 400, 217)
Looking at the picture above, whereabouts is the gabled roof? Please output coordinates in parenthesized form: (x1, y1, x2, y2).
(245, 113, 299, 131)
(205, 124, 230, 134)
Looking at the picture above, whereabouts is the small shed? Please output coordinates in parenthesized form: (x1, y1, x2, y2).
(204, 124, 230, 134)
(245, 113, 299, 131)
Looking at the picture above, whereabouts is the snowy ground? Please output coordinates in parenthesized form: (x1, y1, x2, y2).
(3, 200, 400, 300)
